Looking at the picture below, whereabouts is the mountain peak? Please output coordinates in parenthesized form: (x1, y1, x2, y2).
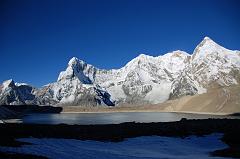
(203, 36, 211, 41)
(171, 50, 190, 57)
(68, 57, 79, 66)
(2, 79, 15, 89)
(135, 53, 153, 60)
(192, 36, 222, 60)
(58, 57, 94, 84)
(138, 53, 148, 57)
(198, 36, 218, 47)
(1, 37, 240, 107)
(68, 57, 87, 68)
(124, 53, 154, 68)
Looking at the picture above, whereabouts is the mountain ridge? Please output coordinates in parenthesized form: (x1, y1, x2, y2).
(0, 37, 239, 108)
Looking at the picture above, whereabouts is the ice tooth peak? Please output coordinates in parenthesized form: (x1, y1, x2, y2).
(69, 56, 78, 62)
(3, 79, 14, 85)
(68, 57, 80, 66)
(2, 79, 15, 88)
(58, 57, 94, 84)
(67, 57, 89, 72)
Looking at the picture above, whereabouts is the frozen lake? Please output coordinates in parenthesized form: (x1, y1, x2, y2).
(21, 112, 240, 125)
(0, 134, 231, 159)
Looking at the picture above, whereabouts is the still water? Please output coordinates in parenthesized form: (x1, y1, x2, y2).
(21, 112, 240, 125)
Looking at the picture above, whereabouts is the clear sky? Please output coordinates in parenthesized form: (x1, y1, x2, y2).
(0, 0, 239, 87)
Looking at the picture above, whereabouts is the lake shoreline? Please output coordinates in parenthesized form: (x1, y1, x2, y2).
(61, 106, 232, 115)
(61, 110, 230, 115)
(0, 119, 240, 158)
(2, 111, 239, 125)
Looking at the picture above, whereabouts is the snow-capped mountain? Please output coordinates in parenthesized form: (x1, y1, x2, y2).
(170, 37, 240, 99)
(191, 37, 240, 86)
(0, 79, 36, 105)
(53, 50, 191, 105)
(0, 37, 239, 106)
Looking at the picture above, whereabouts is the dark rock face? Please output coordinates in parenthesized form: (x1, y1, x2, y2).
(169, 74, 198, 100)
(1, 105, 62, 114)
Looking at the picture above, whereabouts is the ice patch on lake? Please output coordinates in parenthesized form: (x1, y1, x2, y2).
(0, 134, 230, 159)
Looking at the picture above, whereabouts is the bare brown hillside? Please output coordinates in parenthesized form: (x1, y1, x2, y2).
(159, 85, 240, 114)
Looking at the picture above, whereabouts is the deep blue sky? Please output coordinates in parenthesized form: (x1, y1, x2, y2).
(0, 0, 239, 87)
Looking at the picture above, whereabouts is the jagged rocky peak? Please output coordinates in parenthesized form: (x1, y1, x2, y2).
(0, 79, 36, 105)
(66, 57, 90, 73)
(58, 57, 94, 84)
(2, 79, 15, 89)
(68, 57, 78, 65)
(1, 79, 35, 91)
(68, 57, 86, 68)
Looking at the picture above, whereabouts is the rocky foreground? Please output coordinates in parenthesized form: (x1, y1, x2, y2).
(0, 119, 240, 158)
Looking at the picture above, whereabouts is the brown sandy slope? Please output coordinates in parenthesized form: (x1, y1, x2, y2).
(159, 84, 240, 114)
(62, 84, 240, 115)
